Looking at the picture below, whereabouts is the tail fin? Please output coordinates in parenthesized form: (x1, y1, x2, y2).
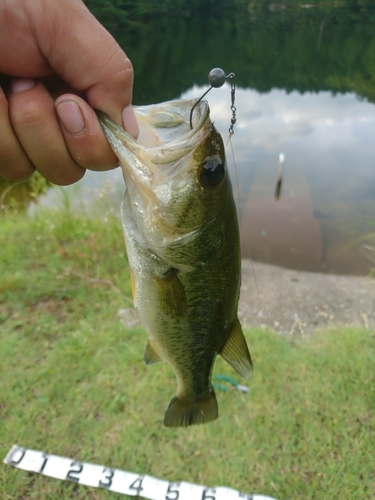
(163, 390, 218, 427)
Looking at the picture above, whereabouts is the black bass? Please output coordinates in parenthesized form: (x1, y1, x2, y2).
(98, 99, 252, 427)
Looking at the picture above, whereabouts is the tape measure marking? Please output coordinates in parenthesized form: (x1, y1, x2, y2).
(4, 444, 278, 500)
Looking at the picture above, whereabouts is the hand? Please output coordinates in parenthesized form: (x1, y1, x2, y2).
(0, 0, 139, 185)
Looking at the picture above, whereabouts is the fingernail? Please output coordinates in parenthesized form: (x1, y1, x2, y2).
(56, 100, 85, 135)
(122, 105, 139, 139)
(11, 78, 36, 93)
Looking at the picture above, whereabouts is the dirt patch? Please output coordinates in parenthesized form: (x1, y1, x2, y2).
(116, 260, 375, 336)
(239, 260, 375, 336)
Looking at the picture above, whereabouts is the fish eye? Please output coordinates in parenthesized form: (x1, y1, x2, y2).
(200, 158, 225, 188)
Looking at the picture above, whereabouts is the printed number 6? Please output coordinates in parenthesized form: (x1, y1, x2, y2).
(166, 482, 180, 500)
(202, 488, 216, 500)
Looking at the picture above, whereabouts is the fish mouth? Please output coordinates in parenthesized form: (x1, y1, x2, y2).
(97, 99, 210, 183)
(98, 99, 212, 253)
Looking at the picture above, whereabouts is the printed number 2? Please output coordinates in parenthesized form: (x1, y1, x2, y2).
(202, 488, 216, 500)
(129, 476, 144, 494)
(166, 482, 180, 500)
(67, 461, 83, 482)
(99, 468, 114, 488)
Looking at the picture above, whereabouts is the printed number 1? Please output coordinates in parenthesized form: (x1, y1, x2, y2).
(202, 488, 216, 500)
(39, 453, 48, 473)
(166, 482, 180, 500)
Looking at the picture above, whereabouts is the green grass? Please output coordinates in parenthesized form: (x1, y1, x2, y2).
(1, 210, 374, 499)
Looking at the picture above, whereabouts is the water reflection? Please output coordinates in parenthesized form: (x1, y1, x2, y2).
(30, 85, 375, 275)
(28, 168, 124, 216)
(192, 86, 375, 275)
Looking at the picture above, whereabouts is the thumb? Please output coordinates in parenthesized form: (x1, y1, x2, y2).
(32, 0, 138, 134)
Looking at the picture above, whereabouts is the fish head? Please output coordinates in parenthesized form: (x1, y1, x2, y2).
(98, 99, 235, 268)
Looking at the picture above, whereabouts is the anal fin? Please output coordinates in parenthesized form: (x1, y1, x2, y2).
(219, 318, 253, 378)
(144, 341, 163, 365)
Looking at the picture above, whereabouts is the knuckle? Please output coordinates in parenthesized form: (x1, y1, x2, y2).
(11, 99, 47, 129)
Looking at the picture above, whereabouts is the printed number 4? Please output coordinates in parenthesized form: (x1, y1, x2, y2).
(166, 482, 180, 500)
(129, 476, 144, 494)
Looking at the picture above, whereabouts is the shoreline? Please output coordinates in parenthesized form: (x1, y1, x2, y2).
(239, 260, 375, 336)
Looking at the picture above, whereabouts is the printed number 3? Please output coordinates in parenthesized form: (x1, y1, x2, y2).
(99, 468, 114, 488)
(166, 483, 180, 500)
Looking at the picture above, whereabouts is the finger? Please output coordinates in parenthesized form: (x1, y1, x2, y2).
(9, 78, 85, 185)
(55, 94, 119, 171)
(0, 85, 35, 180)
(30, 0, 139, 136)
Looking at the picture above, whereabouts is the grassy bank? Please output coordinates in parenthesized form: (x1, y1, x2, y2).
(1, 210, 374, 499)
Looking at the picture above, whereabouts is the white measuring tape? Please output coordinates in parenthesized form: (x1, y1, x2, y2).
(4, 444, 278, 500)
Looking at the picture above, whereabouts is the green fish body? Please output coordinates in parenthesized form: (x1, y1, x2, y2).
(98, 99, 252, 427)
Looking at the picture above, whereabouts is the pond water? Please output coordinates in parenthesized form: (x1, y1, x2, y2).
(2, 4, 375, 275)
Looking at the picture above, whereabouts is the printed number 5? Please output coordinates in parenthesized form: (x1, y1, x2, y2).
(166, 482, 180, 500)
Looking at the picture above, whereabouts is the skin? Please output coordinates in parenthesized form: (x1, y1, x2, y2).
(0, 0, 139, 185)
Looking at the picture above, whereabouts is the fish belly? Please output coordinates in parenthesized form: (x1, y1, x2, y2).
(121, 193, 218, 426)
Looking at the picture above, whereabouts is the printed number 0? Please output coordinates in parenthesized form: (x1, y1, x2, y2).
(99, 468, 114, 488)
(166, 483, 180, 500)
(9, 448, 25, 466)
(202, 488, 216, 500)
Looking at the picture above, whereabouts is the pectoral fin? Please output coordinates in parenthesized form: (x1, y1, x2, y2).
(144, 341, 163, 365)
(219, 318, 253, 378)
(155, 268, 187, 317)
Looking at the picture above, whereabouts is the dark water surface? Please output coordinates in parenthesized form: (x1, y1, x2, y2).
(2, 4, 375, 275)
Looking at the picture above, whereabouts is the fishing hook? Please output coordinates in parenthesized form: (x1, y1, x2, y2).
(189, 68, 236, 133)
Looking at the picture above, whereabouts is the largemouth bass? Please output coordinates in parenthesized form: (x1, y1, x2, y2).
(98, 99, 252, 427)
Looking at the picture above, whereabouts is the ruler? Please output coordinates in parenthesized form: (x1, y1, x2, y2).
(4, 444, 278, 500)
